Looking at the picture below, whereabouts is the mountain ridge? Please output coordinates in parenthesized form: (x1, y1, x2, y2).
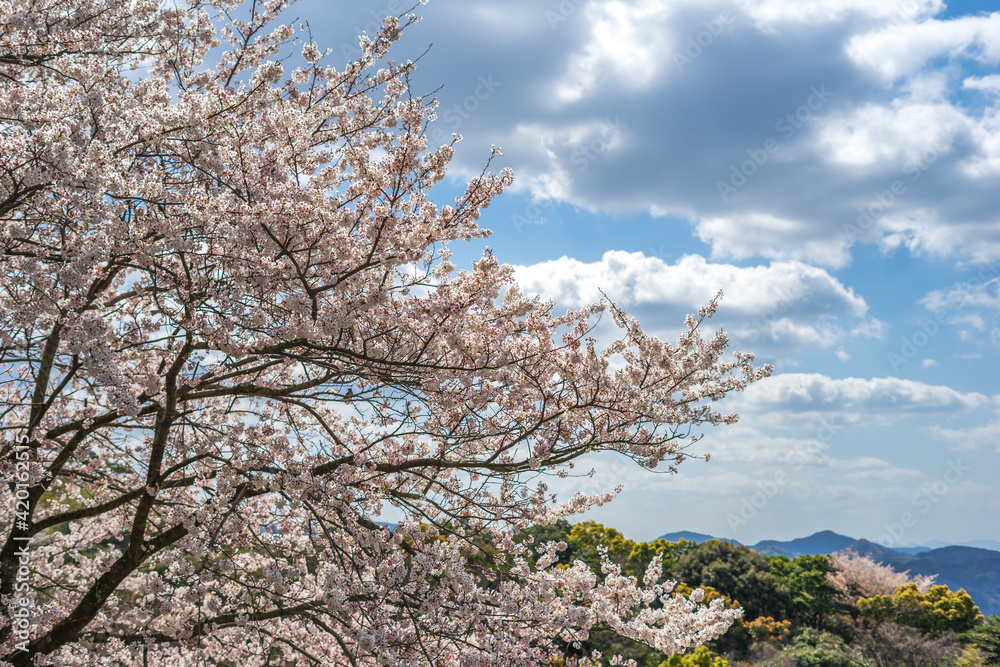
(656, 529, 1000, 615)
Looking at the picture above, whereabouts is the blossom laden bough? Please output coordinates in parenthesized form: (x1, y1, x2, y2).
(0, 0, 770, 664)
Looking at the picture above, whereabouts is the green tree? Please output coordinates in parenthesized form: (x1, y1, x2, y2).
(674, 540, 791, 621)
(566, 521, 639, 575)
(561, 521, 694, 580)
(773, 628, 867, 667)
(629, 537, 692, 579)
(769, 554, 846, 634)
(858, 583, 983, 636)
(660, 645, 730, 667)
(962, 615, 1000, 666)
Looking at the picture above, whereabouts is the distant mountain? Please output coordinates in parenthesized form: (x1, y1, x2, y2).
(656, 530, 1000, 614)
(841, 538, 901, 561)
(894, 546, 933, 556)
(657, 531, 741, 545)
(916, 546, 1000, 564)
(963, 539, 1000, 552)
(909, 539, 1000, 552)
(751, 531, 858, 557)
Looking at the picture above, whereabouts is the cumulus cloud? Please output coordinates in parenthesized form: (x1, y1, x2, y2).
(814, 100, 964, 169)
(695, 213, 852, 268)
(845, 13, 1000, 83)
(512, 251, 874, 358)
(738, 0, 943, 29)
(514, 250, 864, 311)
(918, 273, 1000, 349)
(555, 0, 675, 103)
(964, 74, 1000, 96)
(407, 0, 1000, 266)
(922, 276, 1000, 312)
(934, 420, 1000, 452)
(731, 373, 992, 426)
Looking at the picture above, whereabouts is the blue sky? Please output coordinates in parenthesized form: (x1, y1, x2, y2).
(294, 0, 1000, 548)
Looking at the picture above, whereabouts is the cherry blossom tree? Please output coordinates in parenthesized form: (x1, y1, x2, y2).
(0, 0, 771, 664)
(827, 551, 937, 602)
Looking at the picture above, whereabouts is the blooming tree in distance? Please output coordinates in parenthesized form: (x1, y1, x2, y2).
(0, 0, 772, 664)
(827, 551, 937, 602)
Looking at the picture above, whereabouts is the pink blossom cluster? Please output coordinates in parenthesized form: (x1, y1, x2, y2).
(827, 551, 937, 602)
(0, 0, 770, 664)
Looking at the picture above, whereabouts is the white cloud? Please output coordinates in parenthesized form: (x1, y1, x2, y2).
(842, 465, 923, 482)
(874, 212, 1000, 263)
(512, 251, 873, 355)
(738, 0, 942, 30)
(920, 276, 1000, 351)
(555, 0, 674, 104)
(964, 74, 1000, 96)
(922, 277, 1000, 311)
(733, 373, 993, 425)
(693, 424, 830, 466)
(495, 118, 631, 203)
(814, 99, 963, 169)
(850, 317, 888, 339)
(845, 13, 1000, 83)
(963, 107, 1000, 177)
(696, 213, 852, 268)
(933, 421, 1000, 452)
(514, 250, 864, 311)
(762, 319, 843, 348)
(433, 0, 1000, 267)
